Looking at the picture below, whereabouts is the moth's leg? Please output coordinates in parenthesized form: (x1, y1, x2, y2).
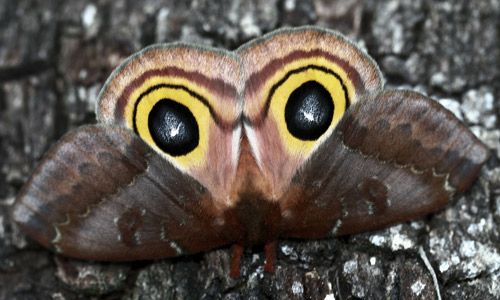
(230, 244, 244, 278)
(264, 241, 277, 273)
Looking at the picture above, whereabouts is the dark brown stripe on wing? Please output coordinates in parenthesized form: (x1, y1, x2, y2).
(246, 64, 351, 127)
(132, 83, 235, 132)
(245, 49, 366, 98)
(115, 67, 239, 126)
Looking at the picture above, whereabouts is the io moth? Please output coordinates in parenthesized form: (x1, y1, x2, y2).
(12, 26, 489, 277)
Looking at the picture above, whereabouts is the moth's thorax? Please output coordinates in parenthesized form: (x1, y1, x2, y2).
(219, 136, 283, 245)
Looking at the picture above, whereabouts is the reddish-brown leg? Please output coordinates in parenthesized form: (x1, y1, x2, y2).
(230, 244, 244, 278)
(264, 241, 277, 273)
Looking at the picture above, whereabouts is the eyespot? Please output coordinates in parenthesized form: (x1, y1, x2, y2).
(268, 65, 349, 155)
(285, 81, 334, 140)
(148, 99, 199, 156)
(133, 84, 211, 168)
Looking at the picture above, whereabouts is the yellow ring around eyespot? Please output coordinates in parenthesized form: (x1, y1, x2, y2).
(270, 68, 347, 156)
(134, 86, 210, 169)
(246, 57, 356, 120)
(266, 58, 355, 105)
(124, 76, 215, 127)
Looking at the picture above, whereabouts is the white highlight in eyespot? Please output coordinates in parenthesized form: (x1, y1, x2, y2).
(169, 123, 182, 137)
(244, 124, 262, 168)
(303, 111, 315, 122)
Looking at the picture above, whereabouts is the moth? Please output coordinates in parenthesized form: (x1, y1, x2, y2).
(12, 26, 489, 277)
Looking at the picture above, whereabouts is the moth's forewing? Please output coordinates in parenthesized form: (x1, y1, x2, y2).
(280, 90, 489, 238)
(13, 125, 237, 260)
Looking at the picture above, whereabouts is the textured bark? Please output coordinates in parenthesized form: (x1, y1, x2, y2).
(1, 0, 499, 299)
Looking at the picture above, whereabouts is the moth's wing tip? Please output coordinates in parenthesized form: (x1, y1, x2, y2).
(11, 192, 57, 252)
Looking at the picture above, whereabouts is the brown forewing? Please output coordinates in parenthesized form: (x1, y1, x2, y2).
(12, 125, 238, 261)
(279, 90, 489, 238)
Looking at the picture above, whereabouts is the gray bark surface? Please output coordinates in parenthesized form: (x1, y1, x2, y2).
(0, 0, 499, 299)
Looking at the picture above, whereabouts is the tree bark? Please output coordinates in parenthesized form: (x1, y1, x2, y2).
(1, 0, 499, 299)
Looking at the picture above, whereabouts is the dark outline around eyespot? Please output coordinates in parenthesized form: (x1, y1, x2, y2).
(245, 65, 350, 126)
(132, 84, 220, 135)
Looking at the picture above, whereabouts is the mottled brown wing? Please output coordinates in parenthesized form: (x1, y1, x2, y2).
(279, 90, 489, 238)
(12, 125, 237, 261)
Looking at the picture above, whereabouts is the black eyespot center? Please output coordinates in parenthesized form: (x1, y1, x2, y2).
(148, 99, 199, 156)
(285, 81, 334, 140)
